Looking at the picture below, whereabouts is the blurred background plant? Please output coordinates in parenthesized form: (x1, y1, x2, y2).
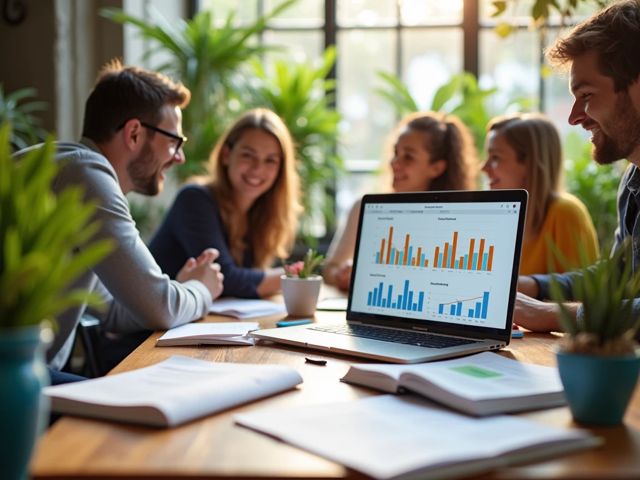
(0, 85, 47, 152)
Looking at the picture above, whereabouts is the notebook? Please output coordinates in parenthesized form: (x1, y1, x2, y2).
(252, 190, 528, 363)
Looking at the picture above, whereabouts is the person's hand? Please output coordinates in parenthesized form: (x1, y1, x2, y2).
(334, 261, 353, 292)
(176, 248, 224, 300)
(512, 292, 565, 333)
(517, 275, 539, 298)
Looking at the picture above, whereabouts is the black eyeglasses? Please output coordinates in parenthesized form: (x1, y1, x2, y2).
(117, 120, 187, 155)
(140, 122, 187, 155)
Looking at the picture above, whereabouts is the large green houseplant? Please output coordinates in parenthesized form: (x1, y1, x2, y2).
(0, 123, 111, 479)
(550, 242, 640, 425)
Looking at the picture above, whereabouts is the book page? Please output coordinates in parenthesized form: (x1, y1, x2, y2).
(158, 322, 259, 341)
(236, 395, 597, 480)
(209, 298, 286, 318)
(399, 352, 563, 401)
(45, 356, 302, 427)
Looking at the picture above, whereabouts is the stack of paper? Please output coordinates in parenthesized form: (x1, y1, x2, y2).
(156, 322, 259, 347)
(209, 298, 286, 319)
(45, 355, 303, 427)
(236, 395, 599, 480)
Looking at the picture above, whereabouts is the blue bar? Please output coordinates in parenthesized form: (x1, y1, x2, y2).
(392, 302, 397, 309)
(397, 295, 402, 310)
(412, 303, 417, 312)
(399, 252, 403, 265)
(391, 248, 396, 264)
(472, 253, 478, 270)
(481, 291, 489, 319)
(438, 253, 443, 268)
(420, 253, 425, 267)
(387, 285, 393, 307)
(377, 282, 383, 307)
(482, 253, 488, 271)
(408, 246, 413, 266)
(375, 252, 380, 264)
(367, 291, 372, 306)
(468, 308, 475, 317)
(438, 304, 444, 314)
(464, 254, 469, 269)
(450, 304, 456, 315)
(446, 249, 452, 268)
(402, 280, 410, 310)
(475, 302, 481, 317)
(456, 302, 462, 316)
(407, 291, 414, 311)
(372, 288, 377, 306)
(418, 292, 424, 311)
(382, 299, 386, 308)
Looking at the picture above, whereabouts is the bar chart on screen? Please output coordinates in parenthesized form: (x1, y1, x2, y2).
(365, 278, 427, 313)
(372, 226, 496, 273)
(434, 291, 491, 321)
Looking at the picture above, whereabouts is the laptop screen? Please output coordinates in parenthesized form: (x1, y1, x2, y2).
(348, 190, 527, 341)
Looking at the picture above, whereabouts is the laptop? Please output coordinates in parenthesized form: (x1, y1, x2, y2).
(252, 190, 528, 363)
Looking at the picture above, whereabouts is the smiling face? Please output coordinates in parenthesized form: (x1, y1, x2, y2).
(390, 129, 445, 192)
(569, 51, 640, 166)
(222, 127, 282, 210)
(482, 130, 528, 190)
(127, 105, 186, 196)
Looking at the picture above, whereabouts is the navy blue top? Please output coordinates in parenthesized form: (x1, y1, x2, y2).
(149, 184, 265, 298)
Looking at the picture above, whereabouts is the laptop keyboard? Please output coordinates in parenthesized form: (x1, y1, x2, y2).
(311, 324, 477, 349)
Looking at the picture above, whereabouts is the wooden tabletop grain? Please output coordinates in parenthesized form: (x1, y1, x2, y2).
(30, 308, 640, 479)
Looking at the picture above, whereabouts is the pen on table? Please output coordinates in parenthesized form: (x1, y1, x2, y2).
(305, 357, 327, 366)
(276, 319, 314, 327)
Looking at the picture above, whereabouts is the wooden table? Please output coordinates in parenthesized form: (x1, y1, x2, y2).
(31, 310, 640, 479)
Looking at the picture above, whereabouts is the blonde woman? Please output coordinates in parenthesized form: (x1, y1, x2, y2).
(150, 108, 302, 298)
(323, 111, 478, 291)
(482, 112, 598, 274)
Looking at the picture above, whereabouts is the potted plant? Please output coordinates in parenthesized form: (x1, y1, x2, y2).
(0, 123, 111, 479)
(281, 249, 324, 317)
(550, 242, 640, 426)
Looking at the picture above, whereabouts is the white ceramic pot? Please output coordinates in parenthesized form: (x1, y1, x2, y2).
(281, 275, 322, 317)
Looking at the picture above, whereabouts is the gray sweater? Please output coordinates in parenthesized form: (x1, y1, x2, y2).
(44, 139, 212, 369)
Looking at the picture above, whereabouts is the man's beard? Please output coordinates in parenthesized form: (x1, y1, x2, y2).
(127, 141, 164, 196)
(592, 91, 640, 165)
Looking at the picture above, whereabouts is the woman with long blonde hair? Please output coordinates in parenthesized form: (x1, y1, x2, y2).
(482, 112, 598, 274)
(150, 108, 302, 297)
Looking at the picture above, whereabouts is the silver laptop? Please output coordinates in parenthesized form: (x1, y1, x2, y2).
(252, 190, 528, 363)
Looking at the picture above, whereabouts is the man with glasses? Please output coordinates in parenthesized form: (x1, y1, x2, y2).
(25, 60, 224, 383)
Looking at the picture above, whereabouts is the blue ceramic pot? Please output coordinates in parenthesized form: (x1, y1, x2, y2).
(0, 325, 50, 480)
(557, 350, 640, 426)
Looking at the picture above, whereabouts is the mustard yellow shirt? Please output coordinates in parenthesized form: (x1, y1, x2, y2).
(520, 193, 599, 275)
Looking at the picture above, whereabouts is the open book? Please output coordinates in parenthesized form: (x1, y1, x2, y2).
(209, 297, 286, 319)
(236, 395, 599, 480)
(156, 322, 258, 347)
(44, 355, 302, 427)
(341, 352, 565, 416)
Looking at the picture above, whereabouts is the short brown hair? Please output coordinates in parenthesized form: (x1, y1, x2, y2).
(546, 0, 640, 91)
(82, 59, 191, 142)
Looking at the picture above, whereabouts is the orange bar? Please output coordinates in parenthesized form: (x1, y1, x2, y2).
(395, 254, 399, 265)
(467, 238, 475, 270)
(403, 234, 410, 266)
(487, 245, 494, 271)
(416, 247, 422, 267)
(443, 242, 449, 269)
(411, 258, 415, 266)
(425, 259, 429, 267)
(450, 232, 458, 269)
(478, 239, 486, 271)
(434, 247, 440, 268)
(459, 255, 464, 269)
(379, 238, 386, 265)
(386, 226, 394, 264)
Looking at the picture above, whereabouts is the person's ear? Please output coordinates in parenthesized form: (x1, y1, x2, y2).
(120, 119, 144, 151)
(429, 158, 447, 178)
